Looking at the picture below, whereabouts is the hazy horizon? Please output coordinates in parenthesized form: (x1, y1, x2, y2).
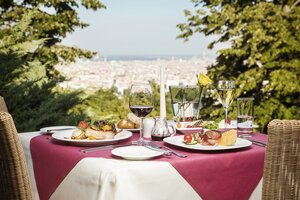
(62, 0, 223, 57)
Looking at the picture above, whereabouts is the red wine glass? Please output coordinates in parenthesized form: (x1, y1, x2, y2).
(129, 83, 154, 145)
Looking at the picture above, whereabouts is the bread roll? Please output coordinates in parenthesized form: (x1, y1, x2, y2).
(127, 113, 141, 126)
(117, 119, 135, 129)
(134, 123, 140, 129)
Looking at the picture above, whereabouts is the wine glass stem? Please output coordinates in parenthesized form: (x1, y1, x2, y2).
(224, 107, 228, 129)
(138, 117, 145, 145)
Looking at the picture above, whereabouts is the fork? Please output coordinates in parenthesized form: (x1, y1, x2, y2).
(148, 142, 187, 158)
(145, 142, 172, 156)
(247, 139, 267, 147)
(43, 128, 76, 134)
(81, 142, 135, 153)
(160, 146, 187, 158)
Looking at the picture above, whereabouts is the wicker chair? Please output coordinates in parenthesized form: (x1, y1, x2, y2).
(0, 96, 8, 112)
(262, 119, 300, 200)
(0, 112, 32, 200)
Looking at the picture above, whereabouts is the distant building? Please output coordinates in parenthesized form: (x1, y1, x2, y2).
(55, 56, 212, 92)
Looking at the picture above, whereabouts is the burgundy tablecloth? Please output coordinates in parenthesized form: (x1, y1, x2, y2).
(30, 133, 267, 200)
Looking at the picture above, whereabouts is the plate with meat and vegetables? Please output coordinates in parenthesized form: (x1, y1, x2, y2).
(164, 129, 252, 151)
(51, 120, 132, 146)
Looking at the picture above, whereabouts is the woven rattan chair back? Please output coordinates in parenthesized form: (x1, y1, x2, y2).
(0, 112, 32, 200)
(0, 96, 8, 112)
(262, 119, 300, 200)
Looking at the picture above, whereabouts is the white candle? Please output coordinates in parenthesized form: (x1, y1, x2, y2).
(160, 66, 166, 118)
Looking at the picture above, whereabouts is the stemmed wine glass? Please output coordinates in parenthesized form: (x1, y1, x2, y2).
(129, 83, 154, 145)
(217, 80, 235, 129)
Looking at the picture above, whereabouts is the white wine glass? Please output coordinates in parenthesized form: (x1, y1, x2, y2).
(217, 80, 235, 129)
(129, 83, 154, 145)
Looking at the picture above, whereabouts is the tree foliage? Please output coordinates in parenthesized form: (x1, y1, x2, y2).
(0, 10, 85, 131)
(178, 0, 300, 131)
(0, 1, 105, 132)
(72, 88, 127, 122)
(0, 0, 105, 67)
(73, 81, 174, 124)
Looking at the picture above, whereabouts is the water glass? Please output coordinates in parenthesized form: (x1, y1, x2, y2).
(169, 85, 201, 119)
(237, 97, 254, 138)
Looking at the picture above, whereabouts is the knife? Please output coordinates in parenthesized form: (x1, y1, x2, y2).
(80, 143, 134, 153)
(40, 128, 76, 135)
(44, 127, 76, 133)
(249, 139, 267, 147)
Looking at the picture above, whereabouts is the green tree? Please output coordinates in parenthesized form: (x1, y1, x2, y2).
(72, 88, 128, 123)
(0, 0, 105, 68)
(0, 10, 85, 131)
(0, 1, 105, 131)
(178, 0, 300, 132)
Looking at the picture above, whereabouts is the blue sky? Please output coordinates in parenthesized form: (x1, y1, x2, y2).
(62, 0, 218, 57)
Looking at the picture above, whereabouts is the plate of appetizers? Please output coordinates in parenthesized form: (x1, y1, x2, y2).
(51, 120, 132, 146)
(175, 120, 259, 134)
(52, 130, 132, 147)
(175, 120, 207, 134)
(218, 120, 259, 129)
(164, 129, 252, 151)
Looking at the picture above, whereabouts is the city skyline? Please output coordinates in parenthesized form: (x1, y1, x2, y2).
(62, 0, 221, 57)
(56, 57, 213, 94)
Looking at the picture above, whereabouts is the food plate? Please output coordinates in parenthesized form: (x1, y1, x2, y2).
(40, 126, 76, 134)
(176, 127, 203, 134)
(51, 130, 133, 146)
(111, 146, 164, 160)
(163, 135, 252, 151)
(218, 120, 259, 129)
(175, 121, 203, 134)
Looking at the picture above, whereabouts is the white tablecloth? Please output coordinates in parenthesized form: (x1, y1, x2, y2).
(19, 132, 262, 200)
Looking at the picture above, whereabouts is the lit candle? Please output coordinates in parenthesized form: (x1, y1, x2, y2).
(160, 66, 166, 118)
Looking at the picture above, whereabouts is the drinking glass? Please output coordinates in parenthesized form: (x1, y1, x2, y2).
(217, 80, 235, 129)
(169, 85, 201, 121)
(129, 83, 154, 145)
(237, 97, 254, 138)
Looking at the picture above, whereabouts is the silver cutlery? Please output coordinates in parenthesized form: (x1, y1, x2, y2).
(145, 143, 172, 156)
(44, 128, 76, 134)
(81, 143, 134, 153)
(248, 139, 267, 147)
(160, 146, 187, 158)
(147, 142, 187, 158)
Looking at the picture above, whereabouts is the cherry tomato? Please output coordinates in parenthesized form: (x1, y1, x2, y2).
(78, 121, 89, 129)
(183, 134, 193, 143)
(186, 125, 192, 128)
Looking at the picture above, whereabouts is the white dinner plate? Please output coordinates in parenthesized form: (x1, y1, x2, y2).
(176, 127, 203, 131)
(51, 130, 133, 146)
(40, 126, 77, 134)
(163, 136, 252, 151)
(112, 146, 164, 160)
(116, 127, 140, 132)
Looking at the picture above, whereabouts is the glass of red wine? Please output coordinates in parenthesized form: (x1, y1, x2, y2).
(129, 83, 154, 145)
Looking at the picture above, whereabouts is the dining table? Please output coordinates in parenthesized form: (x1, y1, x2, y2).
(19, 128, 267, 200)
